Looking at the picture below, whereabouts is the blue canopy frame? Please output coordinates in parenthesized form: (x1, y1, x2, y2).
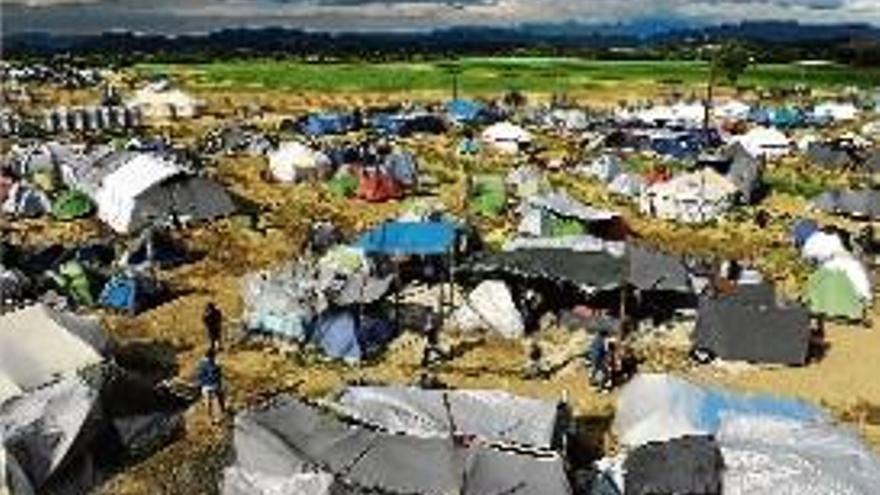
(358, 221, 458, 256)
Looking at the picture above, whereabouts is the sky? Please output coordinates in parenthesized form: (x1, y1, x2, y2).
(2, 0, 880, 35)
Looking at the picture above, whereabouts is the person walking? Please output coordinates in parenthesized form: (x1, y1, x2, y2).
(196, 348, 226, 423)
(203, 302, 222, 352)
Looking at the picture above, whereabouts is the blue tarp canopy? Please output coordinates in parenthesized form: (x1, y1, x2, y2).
(358, 221, 457, 256)
(301, 112, 356, 137)
(446, 99, 484, 124)
(791, 218, 819, 248)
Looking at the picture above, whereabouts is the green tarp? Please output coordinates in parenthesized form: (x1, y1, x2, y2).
(806, 268, 864, 320)
(547, 215, 587, 237)
(470, 175, 506, 217)
(52, 190, 93, 221)
(328, 171, 359, 198)
(57, 260, 95, 306)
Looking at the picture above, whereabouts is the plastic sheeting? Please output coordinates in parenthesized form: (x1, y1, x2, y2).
(822, 255, 872, 301)
(358, 221, 457, 256)
(719, 415, 880, 495)
(802, 231, 847, 262)
(451, 280, 525, 338)
(503, 235, 626, 256)
(613, 374, 823, 448)
(337, 386, 560, 450)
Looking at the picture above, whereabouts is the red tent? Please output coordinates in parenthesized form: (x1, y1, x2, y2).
(357, 169, 402, 202)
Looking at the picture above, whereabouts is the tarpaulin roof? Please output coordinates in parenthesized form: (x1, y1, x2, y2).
(358, 221, 457, 256)
(628, 245, 692, 293)
(457, 248, 624, 294)
(337, 386, 560, 451)
(225, 394, 571, 495)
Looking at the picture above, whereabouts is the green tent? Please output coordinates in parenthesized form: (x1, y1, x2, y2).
(470, 175, 506, 217)
(52, 190, 93, 221)
(58, 260, 95, 306)
(327, 171, 359, 198)
(806, 267, 864, 321)
(546, 214, 587, 237)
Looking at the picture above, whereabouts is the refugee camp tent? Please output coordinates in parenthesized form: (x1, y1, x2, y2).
(358, 221, 458, 256)
(722, 142, 762, 203)
(93, 153, 235, 233)
(694, 284, 811, 365)
(336, 386, 561, 450)
(506, 165, 549, 199)
(613, 374, 823, 448)
(446, 99, 486, 124)
(813, 189, 880, 219)
(609, 374, 880, 495)
(128, 81, 202, 119)
(1, 182, 51, 218)
(581, 154, 622, 184)
(99, 272, 159, 314)
(0, 304, 106, 404)
(470, 175, 507, 217)
(222, 394, 571, 495)
(608, 173, 645, 198)
(801, 230, 847, 262)
(452, 279, 525, 338)
(267, 142, 332, 183)
(518, 191, 626, 240)
(307, 311, 394, 362)
(733, 126, 791, 159)
(714, 99, 751, 121)
(628, 245, 692, 293)
(813, 102, 858, 122)
(481, 121, 532, 154)
(52, 189, 93, 220)
(791, 218, 819, 249)
(383, 151, 419, 188)
(623, 435, 723, 495)
(357, 167, 403, 202)
(806, 264, 866, 320)
(458, 249, 624, 296)
(300, 112, 357, 137)
(639, 169, 737, 224)
(807, 142, 857, 170)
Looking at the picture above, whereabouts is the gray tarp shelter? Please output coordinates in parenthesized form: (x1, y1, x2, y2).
(628, 246, 692, 293)
(813, 189, 880, 219)
(694, 283, 811, 365)
(223, 394, 571, 495)
(623, 435, 723, 495)
(336, 386, 561, 450)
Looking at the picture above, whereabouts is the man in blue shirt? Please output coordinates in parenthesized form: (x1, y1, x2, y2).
(196, 349, 226, 422)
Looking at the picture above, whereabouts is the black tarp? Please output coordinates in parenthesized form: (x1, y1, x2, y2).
(623, 435, 723, 495)
(694, 284, 811, 365)
(457, 249, 624, 295)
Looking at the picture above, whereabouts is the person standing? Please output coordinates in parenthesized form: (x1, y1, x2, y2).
(203, 302, 222, 352)
(196, 349, 226, 423)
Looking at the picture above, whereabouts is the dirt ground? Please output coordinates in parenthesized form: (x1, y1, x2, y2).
(3, 81, 880, 494)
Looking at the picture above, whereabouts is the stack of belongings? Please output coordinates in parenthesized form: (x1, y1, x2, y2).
(639, 168, 737, 224)
(592, 374, 880, 495)
(799, 225, 873, 322)
(693, 282, 812, 365)
(221, 386, 571, 495)
(241, 245, 395, 362)
(0, 304, 185, 495)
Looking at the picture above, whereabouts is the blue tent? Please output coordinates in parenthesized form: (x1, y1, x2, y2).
(458, 137, 481, 156)
(791, 218, 819, 248)
(99, 273, 156, 314)
(308, 311, 395, 362)
(358, 221, 458, 256)
(384, 152, 418, 187)
(446, 99, 484, 124)
(650, 134, 701, 160)
(370, 113, 407, 136)
(300, 112, 356, 137)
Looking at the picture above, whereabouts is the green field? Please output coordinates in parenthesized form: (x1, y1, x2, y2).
(139, 57, 880, 93)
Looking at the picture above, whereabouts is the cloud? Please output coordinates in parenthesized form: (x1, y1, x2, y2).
(2, 0, 878, 34)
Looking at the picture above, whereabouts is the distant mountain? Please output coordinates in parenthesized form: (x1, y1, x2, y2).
(3, 20, 879, 60)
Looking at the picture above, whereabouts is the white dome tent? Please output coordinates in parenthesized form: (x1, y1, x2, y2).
(733, 126, 792, 159)
(128, 80, 203, 120)
(481, 121, 532, 154)
(268, 141, 332, 183)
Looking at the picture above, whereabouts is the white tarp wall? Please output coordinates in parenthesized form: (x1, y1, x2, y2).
(95, 153, 181, 233)
(451, 280, 524, 338)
